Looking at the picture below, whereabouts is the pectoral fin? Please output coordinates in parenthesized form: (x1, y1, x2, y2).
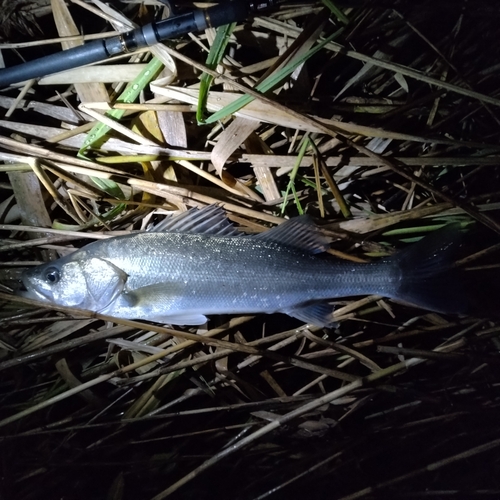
(114, 283, 208, 325)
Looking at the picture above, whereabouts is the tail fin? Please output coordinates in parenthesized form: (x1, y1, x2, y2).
(390, 224, 471, 315)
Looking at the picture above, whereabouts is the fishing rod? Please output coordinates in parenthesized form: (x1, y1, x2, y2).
(0, 0, 281, 87)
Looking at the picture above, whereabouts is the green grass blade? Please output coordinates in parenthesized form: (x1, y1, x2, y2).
(91, 177, 126, 200)
(281, 136, 310, 215)
(308, 138, 351, 218)
(52, 203, 127, 231)
(76, 57, 164, 226)
(205, 28, 343, 125)
(321, 0, 349, 24)
(78, 57, 164, 157)
(197, 23, 236, 124)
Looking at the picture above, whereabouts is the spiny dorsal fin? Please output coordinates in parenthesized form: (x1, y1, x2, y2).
(150, 205, 239, 236)
(254, 215, 330, 254)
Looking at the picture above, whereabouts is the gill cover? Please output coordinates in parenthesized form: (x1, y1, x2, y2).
(68, 257, 128, 310)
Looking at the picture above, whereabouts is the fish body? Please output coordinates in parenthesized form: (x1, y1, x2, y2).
(19, 206, 467, 326)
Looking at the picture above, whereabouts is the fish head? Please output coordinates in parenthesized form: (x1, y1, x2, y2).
(20, 256, 128, 311)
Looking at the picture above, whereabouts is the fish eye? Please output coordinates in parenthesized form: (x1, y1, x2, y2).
(45, 267, 61, 284)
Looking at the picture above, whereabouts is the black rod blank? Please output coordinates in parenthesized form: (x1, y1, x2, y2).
(0, 1, 257, 87)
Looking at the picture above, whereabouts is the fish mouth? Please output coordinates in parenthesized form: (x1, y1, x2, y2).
(16, 278, 51, 302)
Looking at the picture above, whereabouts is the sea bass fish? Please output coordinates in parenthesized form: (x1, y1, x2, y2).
(19, 206, 468, 326)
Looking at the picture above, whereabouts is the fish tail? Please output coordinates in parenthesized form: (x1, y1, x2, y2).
(390, 224, 472, 315)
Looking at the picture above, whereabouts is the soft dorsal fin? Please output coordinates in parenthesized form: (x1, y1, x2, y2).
(254, 215, 329, 254)
(150, 205, 239, 236)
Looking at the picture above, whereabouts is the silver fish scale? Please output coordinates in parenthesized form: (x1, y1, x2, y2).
(77, 231, 398, 319)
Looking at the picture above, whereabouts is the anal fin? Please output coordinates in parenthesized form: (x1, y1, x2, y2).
(149, 314, 208, 326)
(283, 301, 336, 327)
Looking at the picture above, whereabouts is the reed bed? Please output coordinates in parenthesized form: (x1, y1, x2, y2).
(1, 1, 500, 498)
